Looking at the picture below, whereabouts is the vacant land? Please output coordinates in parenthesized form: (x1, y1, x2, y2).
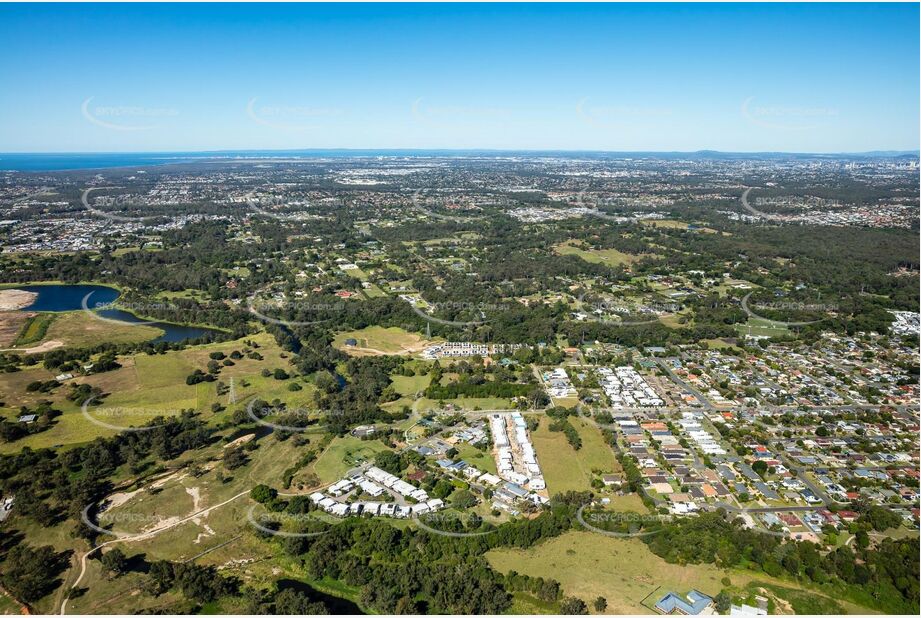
(310, 435, 391, 483)
(550, 394, 580, 408)
(43, 311, 164, 348)
(0, 288, 37, 310)
(639, 219, 719, 233)
(0, 331, 311, 452)
(14, 312, 55, 345)
(362, 282, 388, 298)
(486, 531, 868, 615)
(530, 417, 617, 494)
(415, 396, 514, 413)
(59, 436, 317, 614)
(487, 531, 737, 614)
(554, 240, 645, 267)
(333, 326, 434, 356)
(0, 311, 33, 346)
(735, 317, 791, 338)
(453, 441, 497, 475)
(389, 372, 432, 397)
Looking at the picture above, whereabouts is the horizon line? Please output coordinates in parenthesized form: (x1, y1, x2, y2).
(2, 148, 918, 157)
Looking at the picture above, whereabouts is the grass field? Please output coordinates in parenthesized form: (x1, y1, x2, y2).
(389, 372, 432, 397)
(554, 240, 648, 267)
(13, 313, 56, 345)
(43, 311, 164, 348)
(487, 531, 733, 614)
(0, 331, 314, 452)
(658, 312, 692, 329)
(550, 395, 580, 408)
(0, 311, 30, 347)
(737, 581, 841, 614)
(4, 370, 341, 613)
(156, 289, 208, 301)
(530, 417, 617, 494)
(310, 435, 391, 483)
(411, 396, 514, 413)
(0, 592, 23, 615)
(486, 531, 870, 615)
(381, 371, 433, 411)
(639, 219, 719, 234)
(333, 325, 434, 355)
(507, 592, 560, 614)
(23, 431, 297, 612)
(735, 317, 791, 338)
(453, 441, 498, 475)
(701, 338, 744, 351)
(362, 283, 388, 298)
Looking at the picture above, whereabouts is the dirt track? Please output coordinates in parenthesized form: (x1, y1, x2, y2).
(0, 339, 64, 354)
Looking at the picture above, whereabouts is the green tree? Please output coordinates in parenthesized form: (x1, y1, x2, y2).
(100, 548, 128, 577)
(250, 484, 278, 504)
(560, 597, 588, 614)
(714, 590, 731, 614)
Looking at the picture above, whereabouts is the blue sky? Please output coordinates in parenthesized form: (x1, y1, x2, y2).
(0, 2, 917, 153)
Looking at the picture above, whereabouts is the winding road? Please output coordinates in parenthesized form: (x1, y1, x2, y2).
(59, 490, 251, 615)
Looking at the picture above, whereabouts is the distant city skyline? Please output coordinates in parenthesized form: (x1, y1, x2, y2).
(0, 2, 918, 153)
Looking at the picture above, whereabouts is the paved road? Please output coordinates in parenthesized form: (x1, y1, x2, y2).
(655, 358, 714, 410)
(708, 502, 825, 515)
(588, 402, 916, 415)
(776, 451, 836, 506)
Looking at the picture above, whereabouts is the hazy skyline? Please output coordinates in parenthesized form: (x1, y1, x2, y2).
(0, 2, 918, 153)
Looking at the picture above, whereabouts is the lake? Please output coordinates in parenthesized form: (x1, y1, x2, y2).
(18, 284, 221, 343)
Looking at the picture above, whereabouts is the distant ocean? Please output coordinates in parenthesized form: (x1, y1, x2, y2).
(0, 153, 201, 171)
(1, 149, 914, 172)
(0, 149, 504, 172)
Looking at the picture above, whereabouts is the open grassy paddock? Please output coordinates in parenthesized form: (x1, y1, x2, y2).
(21, 418, 342, 614)
(42, 311, 164, 348)
(0, 331, 315, 452)
(333, 325, 435, 356)
(554, 240, 649, 268)
(486, 531, 875, 615)
(309, 435, 392, 483)
(530, 416, 618, 494)
(735, 317, 791, 338)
